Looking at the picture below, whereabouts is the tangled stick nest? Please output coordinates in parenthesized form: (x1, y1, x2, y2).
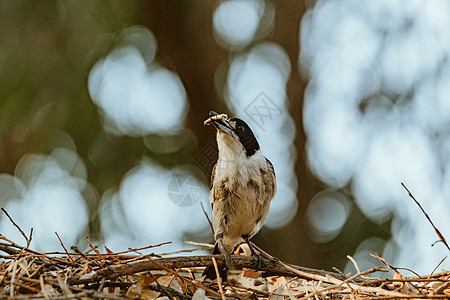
(1, 183, 450, 300)
(1, 235, 449, 299)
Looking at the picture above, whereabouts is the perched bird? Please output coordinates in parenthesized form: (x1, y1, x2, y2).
(203, 111, 276, 280)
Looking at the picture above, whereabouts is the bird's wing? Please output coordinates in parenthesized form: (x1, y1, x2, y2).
(210, 162, 217, 190)
(265, 157, 277, 201)
(265, 157, 275, 179)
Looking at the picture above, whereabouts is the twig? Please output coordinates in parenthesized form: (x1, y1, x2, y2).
(299, 267, 383, 300)
(145, 274, 191, 300)
(0, 243, 21, 255)
(12, 281, 41, 294)
(147, 272, 172, 299)
(2, 234, 448, 299)
(158, 247, 204, 256)
(96, 278, 106, 293)
(0, 241, 41, 256)
(401, 183, 450, 251)
(184, 240, 214, 249)
(429, 256, 447, 278)
(150, 257, 224, 298)
(201, 202, 214, 235)
(212, 257, 226, 300)
(369, 296, 450, 299)
(117, 241, 171, 255)
(433, 281, 450, 295)
(0, 234, 16, 244)
(56, 272, 73, 296)
(368, 277, 448, 286)
(278, 260, 407, 298)
(85, 241, 105, 255)
(10, 260, 18, 297)
(347, 255, 360, 274)
(1, 208, 29, 245)
(372, 252, 422, 278)
(27, 228, 33, 248)
(331, 266, 347, 279)
(55, 232, 75, 264)
(45, 242, 172, 258)
(67, 254, 345, 285)
(249, 242, 282, 263)
(39, 274, 50, 300)
(70, 245, 87, 258)
(85, 235, 102, 258)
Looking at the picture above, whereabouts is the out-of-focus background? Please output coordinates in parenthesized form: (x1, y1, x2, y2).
(1, 0, 449, 274)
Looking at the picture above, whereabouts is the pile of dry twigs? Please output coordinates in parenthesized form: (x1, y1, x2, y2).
(1, 234, 449, 299)
(1, 185, 450, 300)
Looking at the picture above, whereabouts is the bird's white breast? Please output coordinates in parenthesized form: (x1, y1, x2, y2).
(215, 132, 267, 186)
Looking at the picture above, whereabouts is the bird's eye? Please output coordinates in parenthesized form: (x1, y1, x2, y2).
(238, 125, 244, 131)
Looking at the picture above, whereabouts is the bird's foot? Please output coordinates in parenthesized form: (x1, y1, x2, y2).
(217, 238, 232, 268)
(224, 251, 232, 269)
(252, 252, 263, 269)
(244, 236, 263, 269)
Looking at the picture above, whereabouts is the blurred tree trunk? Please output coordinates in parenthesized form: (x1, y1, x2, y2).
(136, 1, 325, 268)
(256, 1, 323, 267)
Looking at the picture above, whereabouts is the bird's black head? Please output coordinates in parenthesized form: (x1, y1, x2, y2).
(228, 118, 260, 156)
(207, 111, 260, 157)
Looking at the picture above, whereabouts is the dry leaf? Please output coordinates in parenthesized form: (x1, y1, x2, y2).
(391, 271, 418, 295)
(141, 289, 161, 300)
(241, 268, 261, 278)
(155, 275, 175, 287)
(192, 288, 210, 300)
(392, 271, 404, 288)
(271, 276, 287, 287)
(144, 274, 155, 285)
(175, 277, 189, 293)
(236, 243, 251, 256)
(269, 285, 285, 300)
(126, 275, 146, 297)
(232, 275, 255, 290)
(401, 282, 418, 295)
(169, 278, 184, 293)
(431, 282, 442, 290)
(155, 275, 184, 293)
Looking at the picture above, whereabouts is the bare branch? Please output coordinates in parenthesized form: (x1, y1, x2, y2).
(401, 183, 450, 251)
(55, 232, 76, 264)
(1, 208, 29, 245)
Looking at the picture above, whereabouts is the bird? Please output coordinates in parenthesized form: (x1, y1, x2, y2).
(202, 111, 276, 280)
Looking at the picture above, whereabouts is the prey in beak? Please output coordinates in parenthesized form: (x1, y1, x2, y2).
(204, 111, 231, 134)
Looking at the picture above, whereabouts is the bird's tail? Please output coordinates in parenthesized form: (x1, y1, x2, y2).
(202, 243, 228, 281)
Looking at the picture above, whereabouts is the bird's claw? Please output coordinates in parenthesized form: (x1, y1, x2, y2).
(218, 238, 232, 268)
(244, 238, 263, 269)
(224, 251, 232, 269)
(252, 253, 263, 269)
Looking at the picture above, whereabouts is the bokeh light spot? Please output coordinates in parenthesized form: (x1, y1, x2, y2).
(0, 148, 89, 252)
(306, 191, 351, 243)
(301, 0, 450, 272)
(88, 28, 188, 136)
(213, 0, 264, 48)
(99, 161, 210, 253)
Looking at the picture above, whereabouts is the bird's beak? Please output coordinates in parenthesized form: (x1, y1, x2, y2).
(209, 111, 232, 135)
